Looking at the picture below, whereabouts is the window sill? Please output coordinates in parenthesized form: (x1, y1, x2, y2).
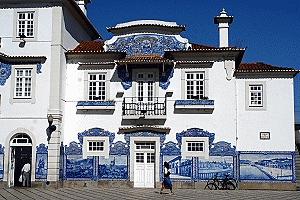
(174, 99, 214, 109)
(10, 97, 35, 104)
(76, 101, 115, 110)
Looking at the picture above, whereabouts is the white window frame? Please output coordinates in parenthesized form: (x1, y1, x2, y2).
(132, 68, 159, 99)
(245, 81, 266, 111)
(83, 136, 109, 159)
(87, 140, 104, 152)
(84, 71, 110, 101)
(249, 84, 263, 107)
(13, 9, 38, 41)
(14, 68, 33, 99)
(181, 137, 209, 159)
(185, 71, 205, 99)
(181, 68, 209, 99)
(187, 141, 205, 152)
(10, 65, 36, 104)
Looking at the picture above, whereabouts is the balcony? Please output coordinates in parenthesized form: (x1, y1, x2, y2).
(122, 97, 166, 120)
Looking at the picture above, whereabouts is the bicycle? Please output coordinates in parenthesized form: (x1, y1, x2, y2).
(204, 174, 236, 190)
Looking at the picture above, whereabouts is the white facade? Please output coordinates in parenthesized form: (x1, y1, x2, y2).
(0, 3, 298, 189)
(0, 0, 99, 187)
(63, 10, 298, 187)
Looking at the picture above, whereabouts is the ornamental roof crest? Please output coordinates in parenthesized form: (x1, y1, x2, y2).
(105, 20, 190, 56)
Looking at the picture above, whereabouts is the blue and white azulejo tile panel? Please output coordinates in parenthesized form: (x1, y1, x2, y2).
(0, 144, 4, 180)
(239, 151, 295, 182)
(195, 156, 234, 180)
(36, 154, 47, 179)
(98, 155, 128, 180)
(35, 143, 48, 180)
(0, 154, 3, 180)
(65, 155, 94, 179)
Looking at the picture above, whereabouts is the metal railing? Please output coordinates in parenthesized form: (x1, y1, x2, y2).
(122, 97, 166, 116)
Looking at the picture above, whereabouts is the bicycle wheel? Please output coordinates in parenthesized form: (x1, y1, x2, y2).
(204, 183, 218, 190)
(224, 181, 236, 190)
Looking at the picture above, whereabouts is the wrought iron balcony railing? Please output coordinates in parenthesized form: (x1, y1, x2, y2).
(122, 97, 166, 117)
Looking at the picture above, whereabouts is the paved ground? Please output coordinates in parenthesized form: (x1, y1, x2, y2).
(0, 187, 299, 200)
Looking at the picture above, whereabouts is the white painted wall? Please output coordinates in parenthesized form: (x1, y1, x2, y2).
(63, 60, 296, 154)
(0, 7, 53, 146)
(236, 77, 295, 151)
(63, 60, 238, 147)
(0, 4, 99, 182)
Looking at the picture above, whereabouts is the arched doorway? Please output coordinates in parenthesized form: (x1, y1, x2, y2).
(9, 133, 32, 187)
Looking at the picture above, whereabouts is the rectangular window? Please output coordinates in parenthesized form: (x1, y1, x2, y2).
(249, 84, 263, 107)
(14, 68, 32, 99)
(186, 72, 205, 100)
(17, 12, 34, 38)
(135, 142, 155, 150)
(88, 73, 106, 100)
(187, 141, 204, 152)
(88, 141, 104, 152)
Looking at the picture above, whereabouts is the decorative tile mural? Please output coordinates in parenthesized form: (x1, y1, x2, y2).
(167, 156, 193, 180)
(106, 34, 187, 56)
(161, 129, 236, 181)
(64, 142, 95, 180)
(239, 151, 295, 182)
(57, 128, 296, 184)
(195, 156, 234, 180)
(0, 144, 4, 180)
(0, 62, 12, 86)
(65, 155, 94, 179)
(78, 128, 115, 145)
(99, 141, 129, 180)
(35, 144, 48, 180)
(98, 155, 128, 179)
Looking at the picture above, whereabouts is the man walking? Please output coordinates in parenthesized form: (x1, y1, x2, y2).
(21, 162, 31, 187)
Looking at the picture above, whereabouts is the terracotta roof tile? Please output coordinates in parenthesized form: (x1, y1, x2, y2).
(69, 40, 104, 53)
(237, 62, 297, 72)
(0, 52, 46, 64)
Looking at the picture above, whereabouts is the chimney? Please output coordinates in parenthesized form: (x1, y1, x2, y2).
(214, 9, 233, 47)
(75, 0, 91, 16)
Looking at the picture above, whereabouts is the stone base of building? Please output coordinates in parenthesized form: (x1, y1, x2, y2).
(0, 180, 297, 190)
(238, 182, 297, 190)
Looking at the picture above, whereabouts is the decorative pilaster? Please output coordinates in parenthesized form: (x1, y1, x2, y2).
(47, 113, 62, 184)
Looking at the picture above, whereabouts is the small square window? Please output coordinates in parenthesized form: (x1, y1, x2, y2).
(187, 141, 204, 152)
(82, 136, 109, 159)
(88, 140, 104, 152)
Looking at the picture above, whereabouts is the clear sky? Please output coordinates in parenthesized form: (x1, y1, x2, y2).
(87, 0, 300, 123)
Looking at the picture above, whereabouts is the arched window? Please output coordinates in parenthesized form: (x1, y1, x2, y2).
(10, 133, 32, 146)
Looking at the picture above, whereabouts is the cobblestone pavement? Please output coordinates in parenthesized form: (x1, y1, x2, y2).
(0, 187, 299, 200)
